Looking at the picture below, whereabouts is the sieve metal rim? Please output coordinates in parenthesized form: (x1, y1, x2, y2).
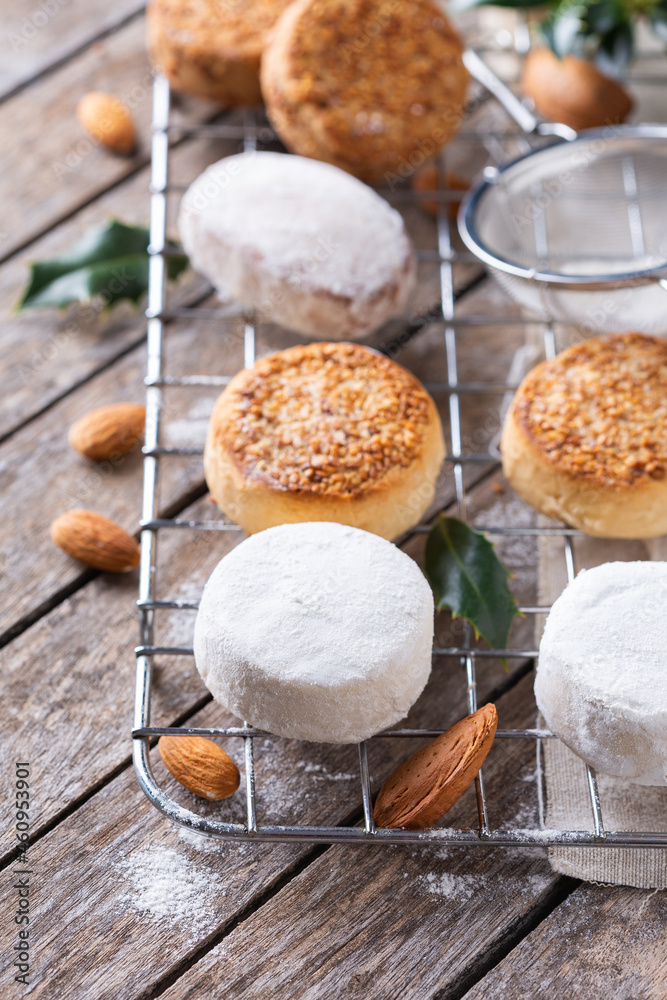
(458, 123, 667, 290)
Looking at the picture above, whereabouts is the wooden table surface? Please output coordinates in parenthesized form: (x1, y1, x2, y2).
(1, 4, 666, 998)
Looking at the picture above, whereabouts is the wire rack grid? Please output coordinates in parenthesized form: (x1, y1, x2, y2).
(132, 64, 667, 850)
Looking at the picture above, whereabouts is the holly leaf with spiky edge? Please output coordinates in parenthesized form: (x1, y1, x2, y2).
(17, 219, 188, 311)
(424, 515, 521, 662)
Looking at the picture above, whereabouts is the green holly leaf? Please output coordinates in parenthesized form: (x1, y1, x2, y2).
(546, 6, 587, 55)
(424, 515, 520, 659)
(17, 219, 188, 311)
(458, 0, 650, 66)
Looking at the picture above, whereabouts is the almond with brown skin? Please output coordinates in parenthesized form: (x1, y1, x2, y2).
(521, 49, 632, 132)
(68, 402, 146, 462)
(50, 509, 140, 572)
(76, 92, 137, 155)
(159, 735, 241, 801)
(373, 703, 498, 829)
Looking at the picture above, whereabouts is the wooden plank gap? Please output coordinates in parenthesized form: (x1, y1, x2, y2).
(0, 284, 216, 450)
(430, 875, 581, 1000)
(0, 332, 148, 450)
(0, 476, 209, 652)
(136, 844, 331, 1000)
(0, 753, 132, 876)
(0, 158, 153, 270)
(0, 5, 145, 105)
(480, 656, 536, 707)
(377, 270, 488, 361)
(0, 690, 214, 873)
(0, 100, 232, 269)
(0, 566, 97, 651)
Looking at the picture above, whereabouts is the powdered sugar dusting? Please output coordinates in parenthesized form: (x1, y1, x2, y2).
(527, 873, 551, 894)
(120, 845, 226, 939)
(418, 868, 551, 902)
(179, 151, 415, 338)
(301, 763, 357, 782)
(178, 826, 225, 854)
(180, 152, 411, 298)
(164, 396, 217, 448)
(508, 800, 540, 831)
(419, 871, 479, 900)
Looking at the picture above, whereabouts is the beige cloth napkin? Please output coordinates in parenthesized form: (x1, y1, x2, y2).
(537, 532, 667, 888)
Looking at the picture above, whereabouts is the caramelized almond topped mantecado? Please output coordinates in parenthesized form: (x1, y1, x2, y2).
(204, 342, 446, 540)
(502, 333, 667, 538)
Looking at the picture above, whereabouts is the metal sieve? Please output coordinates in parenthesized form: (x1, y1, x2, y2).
(458, 50, 667, 334)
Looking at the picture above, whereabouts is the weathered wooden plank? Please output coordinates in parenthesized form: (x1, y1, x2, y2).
(0, 496, 221, 847)
(0, 668, 550, 1000)
(461, 883, 667, 999)
(0, 15, 220, 266)
(0, 758, 306, 999)
(0, 16, 152, 262)
(0, 0, 144, 100)
(0, 155, 207, 441)
(0, 126, 263, 440)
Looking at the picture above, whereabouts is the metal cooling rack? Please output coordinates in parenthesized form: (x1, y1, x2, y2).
(132, 50, 667, 849)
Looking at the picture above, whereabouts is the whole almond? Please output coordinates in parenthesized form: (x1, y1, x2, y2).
(159, 736, 241, 801)
(373, 703, 498, 830)
(76, 91, 137, 154)
(69, 403, 146, 462)
(50, 509, 140, 572)
(521, 49, 632, 132)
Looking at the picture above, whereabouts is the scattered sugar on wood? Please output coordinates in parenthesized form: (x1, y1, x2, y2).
(508, 800, 540, 831)
(418, 868, 551, 903)
(527, 873, 551, 894)
(120, 845, 226, 938)
(302, 763, 357, 782)
(419, 871, 480, 900)
(178, 826, 225, 853)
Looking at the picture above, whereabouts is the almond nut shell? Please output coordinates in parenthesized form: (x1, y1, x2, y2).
(373, 703, 497, 829)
